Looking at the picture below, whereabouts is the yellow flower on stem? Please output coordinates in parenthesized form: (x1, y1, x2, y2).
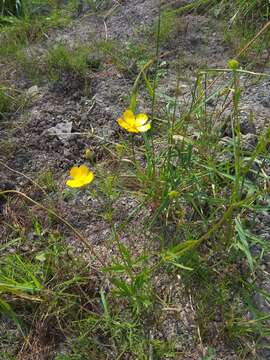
(117, 110, 151, 133)
(66, 165, 94, 188)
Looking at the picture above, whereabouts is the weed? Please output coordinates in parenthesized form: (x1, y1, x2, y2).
(152, 9, 178, 45)
(0, 1, 72, 57)
(38, 169, 57, 193)
(46, 43, 91, 79)
(0, 86, 26, 120)
(97, 39, 151, 75)
(0, 0, 22, 16)
(0, 87, 13, 119)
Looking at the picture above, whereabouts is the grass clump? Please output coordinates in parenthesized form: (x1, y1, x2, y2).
(0, 0, 73, 57)
(0, 86, 26, 120)
(152, 9, 178, 45)
(0, 87, 13, 119)
(0, 0, 22, 16)
(97, 39, 151, 76)
(215, 0, 270, 26)
(46, 43, 92, 79)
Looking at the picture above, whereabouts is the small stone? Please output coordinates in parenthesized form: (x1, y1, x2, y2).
(241, 133, 258, 152)
(239, 114, 256, 135)
(26, 85, 39, 96)
(45, 122, 73, 141)
(261, 94, 270, 108)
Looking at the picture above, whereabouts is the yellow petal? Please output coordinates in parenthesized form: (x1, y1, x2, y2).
(117, 117, 132, 130)
(123, 110, 136, 127)
(82, 172, 94, 185)
(128, 126, 139, 133)
(135, 113, 148, 126)
(70, 166, 81, 178)
(123, 110, 135, 121)
(66, 178, 85, 188)
(79, 164, 90, 177)
(66, 171, 94, 188)
(137, 122, 151, 132)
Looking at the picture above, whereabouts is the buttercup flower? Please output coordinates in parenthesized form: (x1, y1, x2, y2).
(117, 110, 151, 133)
(66, 164, 94, 188)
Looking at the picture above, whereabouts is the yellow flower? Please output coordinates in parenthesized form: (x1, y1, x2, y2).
(66, 165, 94, 188)
(117, 110, 151, 133)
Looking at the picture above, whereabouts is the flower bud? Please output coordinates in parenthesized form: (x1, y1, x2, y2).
(228, 59, 239, 70)
(168, 190, 178, 199)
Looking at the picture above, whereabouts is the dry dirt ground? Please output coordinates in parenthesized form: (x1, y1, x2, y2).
(1, 0, 270, 359)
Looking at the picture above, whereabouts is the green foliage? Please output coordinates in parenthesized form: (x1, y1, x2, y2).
(0, 87, 13, 119)
(46, 43, 91, 78)
(0, 86, 26, 120)
(38, 170, 57, 193)
(97, 39, 151, 74)
(0, 0, 22, 16)
(153, 9, 178, 44)
(105, 243, 151, 315)
(214, 0, 270, 25)
(0, 0, 72, 57)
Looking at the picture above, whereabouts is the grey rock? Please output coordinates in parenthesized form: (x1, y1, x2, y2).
(261, 95, 270, 108)
(26, 85, 39, 96)
(45, 122, 73, 141)
(239, 113, 256, 135)
(241, 133, 258, 152)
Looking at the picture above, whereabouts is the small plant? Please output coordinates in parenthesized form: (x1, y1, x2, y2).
(38, 170, 57, 192)
(152, 9, 178, 45)
(0, 87, 13, 119)
(0, 86, 26, 120)
(0, 0, 22, 16)
(46, 43, 91, 79)
(0, 1, 73, 57)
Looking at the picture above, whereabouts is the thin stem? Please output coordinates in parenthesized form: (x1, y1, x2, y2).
(149, 0, 162, 178)
(131, 135, 136, 164)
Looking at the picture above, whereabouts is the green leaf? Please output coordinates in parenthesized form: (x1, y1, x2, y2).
(170, 262, 193, 271)
(118, 243, 132, 268)
(100, 288, 109, 317)
(142, 71, 154, 98)
(129, 89, 138, 113)
(0, 298, 23, 334)
(111, 278, 133, 296)
(234, 217, 254, 271)
(104, 265, 125, 272)
(35, 252, 46, 262)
